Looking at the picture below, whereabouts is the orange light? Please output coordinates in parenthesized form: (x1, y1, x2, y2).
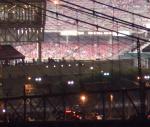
(80, 95, 87, 103)
(110, 94, 114, 102)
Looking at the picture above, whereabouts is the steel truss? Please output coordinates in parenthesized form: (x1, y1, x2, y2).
(0, 88, 149, 122)
(0, 0, 46, 43)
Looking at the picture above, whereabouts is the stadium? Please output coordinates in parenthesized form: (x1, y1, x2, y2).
(0, 0, 150, 124)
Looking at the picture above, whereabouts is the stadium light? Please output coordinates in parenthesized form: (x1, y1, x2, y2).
(52, 0, 59, 5)
(60, 30, 84, 36)
(35, 77, 42, 82)
(67, 80, 75, 86)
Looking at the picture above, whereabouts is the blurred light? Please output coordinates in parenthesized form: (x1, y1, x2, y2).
(60, 30, 84, 36)
(53, 65, 56, 68)
(0, 83, 2, 86)
(68, 64, 71, 67)
(35, 77, 42, 82)
(90, 66, 94, 70)
(101, 70, 104, 73)
(52, 0, 59, 5)
(104, 72, 110, 76)
(96, 115, 102, 120)
(76, 63, 79, 66)
(67, 80, 74, 85)
(2, 109, 6, 113)
(146, 23, 150, 28)
(144, 75, 150, 80)
(65, 110, 72, 113)
(61, 64, 64, 67)
(80, 95, 87, 103)
(28, 76, 32, 80)
(110, 94, 114, 102)
(137, 76, 140, 80)
(45, 65, 49, 68)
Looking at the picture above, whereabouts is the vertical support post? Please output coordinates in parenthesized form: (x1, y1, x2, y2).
(4, 100, 7, 122)
(23, 85, 26, 122)
(43, 97, 46, 121)
(102, 92, 106, 120)
(37, 41, 42, 62)
(137, 38, 145, 118)
(122, 90, 125, 120)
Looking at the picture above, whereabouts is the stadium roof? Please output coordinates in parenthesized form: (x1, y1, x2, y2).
(0, 45, 25, 60)
(46, 0, 150, 34)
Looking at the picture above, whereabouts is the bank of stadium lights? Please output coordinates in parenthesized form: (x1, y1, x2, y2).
(67, 80, 74, 86)
(88, 31, 130, 37)
(103, 72, 110, 76)
(137, 75, 150, 80)
(35, 77, 42, 82)
(51, 0, 59, 5)
(60, 30, 84, 36)
(144, 75, 150, 80)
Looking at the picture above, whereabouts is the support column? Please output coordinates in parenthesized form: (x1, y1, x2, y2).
(37, 41, 42, 62)
(137, 39, 145, 118)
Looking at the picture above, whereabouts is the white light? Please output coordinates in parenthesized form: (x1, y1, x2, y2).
(60, 30, 84, 36)
(76, 63, 79, 66)
(2, 109, 6, 113)
(104, 72, 110, 76)
(45, 65, 49, 68)
(67, 80, 74, 85)
(146, 23, 150, 28)
(90, 66, 94, 70)
(28, 76, 32, 80)
(61, 64, 64, 67)
(68, 64, 71, 67)
(144, 75, 150, 79)
(53, 65, 56, 68)
(52, 0, 59, 5)
(35, 77, 42, 82)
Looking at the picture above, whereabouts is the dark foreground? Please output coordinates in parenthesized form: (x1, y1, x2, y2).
(0, 120, 150, 127)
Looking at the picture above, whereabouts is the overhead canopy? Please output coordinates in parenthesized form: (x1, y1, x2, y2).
(142, 44, 150, 52)
(0, 45, 25, 60)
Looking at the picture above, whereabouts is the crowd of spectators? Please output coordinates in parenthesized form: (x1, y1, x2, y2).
(14, 42, 131, 61)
